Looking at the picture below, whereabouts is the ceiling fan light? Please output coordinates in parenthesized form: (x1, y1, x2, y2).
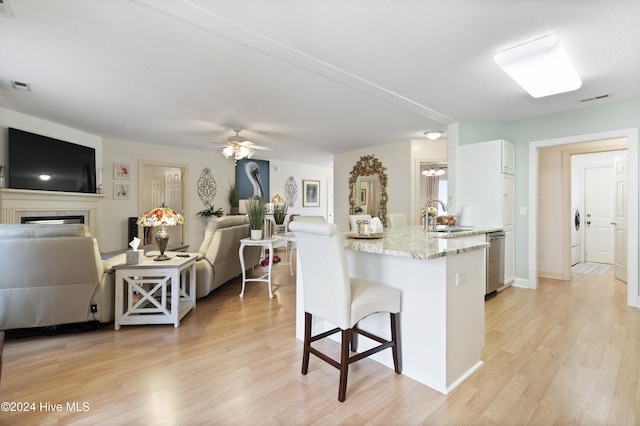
(493, 34, 582, 98)
(222, 146, 234, 158)
(238, 146, 252, 159)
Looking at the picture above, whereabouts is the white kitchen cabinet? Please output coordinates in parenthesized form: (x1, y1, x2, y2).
(502, 140, 515, 175)
(458, 139, 515, 285)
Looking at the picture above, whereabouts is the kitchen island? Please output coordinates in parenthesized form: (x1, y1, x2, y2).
(294, 225, 489, 394)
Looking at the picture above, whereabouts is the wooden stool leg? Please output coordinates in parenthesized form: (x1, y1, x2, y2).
(338, 329, 350, 402)
(391, 313, 402, 374)
(302, 312, 312, 375)
(350, 325, 358, 352)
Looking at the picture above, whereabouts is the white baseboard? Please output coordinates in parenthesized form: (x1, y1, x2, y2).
(538, 271, 564, 280)
(512, 277, 530, 289)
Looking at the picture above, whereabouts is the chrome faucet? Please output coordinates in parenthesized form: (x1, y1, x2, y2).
(424, 199, 448, 230)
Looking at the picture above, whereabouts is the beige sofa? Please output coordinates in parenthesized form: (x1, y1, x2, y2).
(195, 216, 260, 298)
(0, 224, 119, 330)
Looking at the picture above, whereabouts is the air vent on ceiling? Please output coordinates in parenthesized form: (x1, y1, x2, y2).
(580, 94, 610, 103)
(11, 80, 31, 92)
(0, 0, 13, 18)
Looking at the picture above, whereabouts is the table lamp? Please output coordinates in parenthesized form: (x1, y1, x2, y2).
(137, 206, 185, 261)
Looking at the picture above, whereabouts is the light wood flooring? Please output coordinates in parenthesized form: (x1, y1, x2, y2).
(1, 257, 639, 425)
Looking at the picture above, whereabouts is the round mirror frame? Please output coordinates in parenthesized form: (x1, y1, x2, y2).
(348, 154, 388, 227)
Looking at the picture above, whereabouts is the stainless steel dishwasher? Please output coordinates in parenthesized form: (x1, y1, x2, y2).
(486, 230, 505, 297)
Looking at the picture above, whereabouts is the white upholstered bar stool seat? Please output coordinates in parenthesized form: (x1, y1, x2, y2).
(289, 221, 402, 402)
(387, 213, 408, 230)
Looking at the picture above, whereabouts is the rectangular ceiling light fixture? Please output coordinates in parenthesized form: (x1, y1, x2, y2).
(494, 34, 582, 98)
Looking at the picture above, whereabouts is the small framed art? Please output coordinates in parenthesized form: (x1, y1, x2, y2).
(114, 162, 130, 180)
(302, 180, 320, 207)
(114, 183, 130, 200)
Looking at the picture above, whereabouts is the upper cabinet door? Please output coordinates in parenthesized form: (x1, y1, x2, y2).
(502, 140, 515, 175)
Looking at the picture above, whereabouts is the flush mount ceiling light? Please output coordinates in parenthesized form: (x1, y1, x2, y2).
(424, 130, 443, 141)
(493, 34, 582, 98)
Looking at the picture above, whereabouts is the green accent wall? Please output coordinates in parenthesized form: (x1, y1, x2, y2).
(457, 98, 640, 281)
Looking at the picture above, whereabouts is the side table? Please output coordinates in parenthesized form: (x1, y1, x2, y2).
(239, 237, 287, 298)
(114, 254, 196, 329)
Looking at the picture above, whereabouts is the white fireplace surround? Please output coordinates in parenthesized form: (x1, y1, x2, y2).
(0, 188, 104, 236)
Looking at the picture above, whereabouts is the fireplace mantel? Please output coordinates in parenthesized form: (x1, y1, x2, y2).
(0, 188, 105, 236)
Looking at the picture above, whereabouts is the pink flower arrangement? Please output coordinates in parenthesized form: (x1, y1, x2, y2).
(260, 255, 281, 267)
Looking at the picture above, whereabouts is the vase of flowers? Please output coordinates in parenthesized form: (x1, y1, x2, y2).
(261, 255, 281, 273)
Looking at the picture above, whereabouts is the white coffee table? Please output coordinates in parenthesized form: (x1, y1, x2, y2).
(114, 254, 196, 329)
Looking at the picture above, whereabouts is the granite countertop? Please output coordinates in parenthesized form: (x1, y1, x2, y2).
(343, 225, 490, 260)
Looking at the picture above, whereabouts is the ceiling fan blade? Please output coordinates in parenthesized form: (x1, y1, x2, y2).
(251, 145, 273, 151)
(239, 141, 272, 150)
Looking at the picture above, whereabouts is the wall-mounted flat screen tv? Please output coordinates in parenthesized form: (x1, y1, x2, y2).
(8, 127, 96, 193)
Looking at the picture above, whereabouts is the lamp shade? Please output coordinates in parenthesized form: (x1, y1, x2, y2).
(137, 207, 185, 227)
(137, 206, 185, 261)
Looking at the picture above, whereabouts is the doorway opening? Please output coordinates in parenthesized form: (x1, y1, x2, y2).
(138, 160, 189, 248)
(530, 129, 638, 308)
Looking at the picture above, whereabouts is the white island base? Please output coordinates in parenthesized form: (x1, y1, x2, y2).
(295, 244, 486, 394)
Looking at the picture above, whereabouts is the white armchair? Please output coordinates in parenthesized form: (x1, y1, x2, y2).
(0, 224, 118, 330)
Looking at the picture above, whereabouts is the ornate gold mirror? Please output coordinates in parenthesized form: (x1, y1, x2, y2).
(348, 155, 388, 227)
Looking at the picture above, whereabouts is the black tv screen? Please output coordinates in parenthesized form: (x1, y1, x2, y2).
(8, 128, 96, 193)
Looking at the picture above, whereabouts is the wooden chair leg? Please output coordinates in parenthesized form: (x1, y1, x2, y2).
(391, 313, 402, 374)
(338, 329, 350, 402)
(302, 312, 312, 375)
(350, 324, 358, 352)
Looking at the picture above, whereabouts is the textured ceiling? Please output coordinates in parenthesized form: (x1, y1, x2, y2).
(0, 0, 638, 165)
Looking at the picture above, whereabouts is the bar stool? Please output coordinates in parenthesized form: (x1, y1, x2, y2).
(289, 221, 402, 402)
(388, 213, 408, 230)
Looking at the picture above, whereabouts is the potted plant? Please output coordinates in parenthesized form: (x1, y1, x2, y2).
(247, 197, 266, 239)
(196, 204, 224, 219)
(273, 202, 288, 227)
(228, 183, 240, 215)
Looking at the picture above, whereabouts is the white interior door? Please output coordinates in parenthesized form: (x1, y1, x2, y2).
(584, 166, 614, 264)
(613, 155, 627, 282)
(141, 163, 185, 246)
(165, 169, 183, 245)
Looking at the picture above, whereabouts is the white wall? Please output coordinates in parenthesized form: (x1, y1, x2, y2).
(266, 158, 332, 219)
(99, 137, 237, 252)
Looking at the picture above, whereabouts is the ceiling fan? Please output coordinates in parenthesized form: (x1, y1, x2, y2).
(211, 127, 272, 161)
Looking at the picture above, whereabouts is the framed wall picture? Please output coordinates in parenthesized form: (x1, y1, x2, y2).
(236, 158, 270, 200)
(114, 162, 130, 180)
(302, 180, 320, 207)
(360, 188, 367, 204)
(114, 183, 130, 200)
